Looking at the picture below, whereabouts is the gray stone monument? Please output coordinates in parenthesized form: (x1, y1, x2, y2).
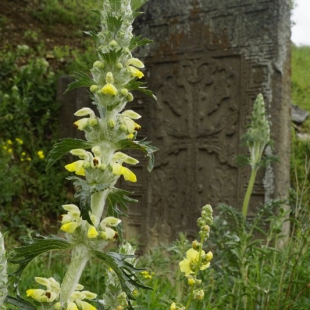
(124, 0, 291, 249)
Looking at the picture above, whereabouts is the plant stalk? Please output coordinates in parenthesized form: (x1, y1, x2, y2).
(242, 167, 258, 217)
(59, 245, 90, 304)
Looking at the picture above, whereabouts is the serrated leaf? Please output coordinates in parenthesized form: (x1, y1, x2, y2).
(84, 30, 98, 41)
(5, 296, 36, 310)
(129, 35, 153, 50)
(46, 138, 92, 170)
(65, 72, 94, 93)
(91, 250, 151, 302)
(9, 236, 72, 280)
(115, 139, 158, 172)
(98, 49, 123, 66)
(109, 0, 122, 11)
(67, 176, 110, 203)
(106, 14, 123, 34)
(91, 9, 101, 16)
(107, 188, 137, 242)
(79, 196, 93, 226)
(126, 80, 156, 100)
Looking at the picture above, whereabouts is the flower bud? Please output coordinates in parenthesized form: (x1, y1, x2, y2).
(106, 72, 114, 84)
(116, 62, 123, 69)
(93, 61, 104, 69)
(121, 88, 129, 96)
(192, 240, 201, 250)
(90, 85, 99, 93)
(127, 93, 134, 102)
(108, 119, 116, 128)
(109, 40, 118, 47)
(188, 277, 195, 286)
(193, 289, 204, 300)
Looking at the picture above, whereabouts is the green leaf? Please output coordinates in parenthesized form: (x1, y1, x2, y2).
(109, 0, 122, 11)
(98, 49, 123, 66)
(116, 139, 158, 172)
(84, 30, 98, 41)
(46, 138, 93, 170)
(5, 296, 36, 310)
(107, 188, 138, 242)
(65, 72, 94, 93)
(129, 35, 153, 51)
(9, 236, 72, 280)
(91, 250, 152, 302)
(67, 176, 110, 202)
(126, 80, 157, 100)
(106, 14, 123, 34)
(90, 9, 101, 16)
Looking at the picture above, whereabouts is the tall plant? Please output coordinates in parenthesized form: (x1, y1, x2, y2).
(6, 0, 157, 309)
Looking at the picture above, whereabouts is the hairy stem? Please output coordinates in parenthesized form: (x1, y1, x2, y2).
(242, 167, 258, 217)
(59, 245, 90, 304)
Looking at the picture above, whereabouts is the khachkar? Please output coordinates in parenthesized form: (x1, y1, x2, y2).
(125, 0, 291, 248)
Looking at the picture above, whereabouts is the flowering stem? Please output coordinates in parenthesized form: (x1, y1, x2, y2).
(91, 189, 109, 225)
(59, 245, 90, 304)
(242, 167, 258, 217)
(184, 236, 205, 310)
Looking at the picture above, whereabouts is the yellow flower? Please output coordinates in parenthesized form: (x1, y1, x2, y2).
(128, 66, 144, 79)
(87, 225, 99, 238)
(26, 277, 60, 303)
(66, 302, 78, 310)
(37, 150, 45, 159)
(26, 289, 50, 302)
(99, 216, 121, 240)
(179, 248, 210, 277)
(112, 163, 137, 182)
(67, 289, 97, 310)
(65, 160, 85, 176)
(60, 204, 82, 234)
(15, 138, 23, 144)
(140, 270, 153, 279)
(74, 118, 89, 131)
(101, 83, 118, 96)
(170, 302, 177, 310)
(61, 222, 79, 233)
(6, 139, 12, 145)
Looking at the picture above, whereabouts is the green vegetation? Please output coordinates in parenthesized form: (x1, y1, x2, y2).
(292, 45, 310, 112)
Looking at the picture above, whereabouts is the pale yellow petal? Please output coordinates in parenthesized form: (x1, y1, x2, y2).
(179, 258, 192, 277)
(121, 166, 137, 182)
(61, 222, 79, 233)
(101, 83, 118, 96)
(87, 226, 99, 238)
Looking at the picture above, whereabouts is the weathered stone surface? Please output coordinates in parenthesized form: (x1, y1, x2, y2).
(126, 0, 291, 249)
